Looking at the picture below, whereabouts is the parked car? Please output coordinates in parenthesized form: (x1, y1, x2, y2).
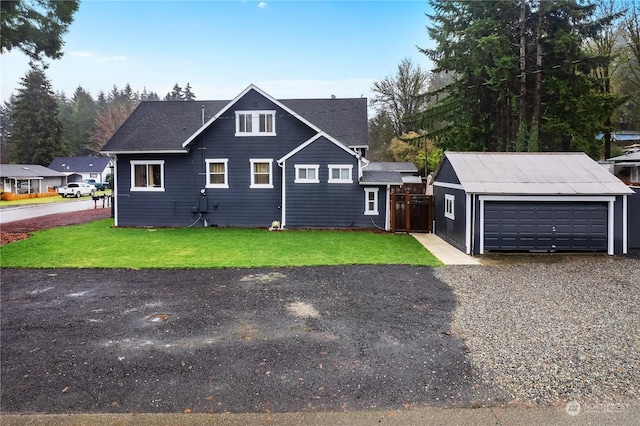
(58, 182, 96, 198)
(17, 182, 33, 194)
(83, 179, 109, 191)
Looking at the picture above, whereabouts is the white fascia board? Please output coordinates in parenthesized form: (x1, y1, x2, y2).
(478, 195, 616, 202)
(278, 131, 359, 164)
(183, 84, 324, 149)
(433, 181, 464, 190)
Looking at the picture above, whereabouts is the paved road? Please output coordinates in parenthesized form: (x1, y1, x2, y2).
(0, 198, 98, 224)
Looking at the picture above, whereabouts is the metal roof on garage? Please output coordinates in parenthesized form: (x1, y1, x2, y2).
(443, 152, 634, 195)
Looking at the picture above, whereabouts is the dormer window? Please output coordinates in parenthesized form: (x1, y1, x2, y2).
(235, 111, 276, 136)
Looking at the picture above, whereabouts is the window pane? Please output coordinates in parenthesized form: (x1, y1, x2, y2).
(340, 168, 349, 180)
(259, 114, 273, 132)
(134, 164, 146, 187)
(298, 168, 307, 179)
(331, 168, 340, 179)
(149, 164, 161, 187)
(255, 174, 270, 184)
(210, 163, 224, 173)
(307, 168, 316, 180)
(254, 163, 269, 174)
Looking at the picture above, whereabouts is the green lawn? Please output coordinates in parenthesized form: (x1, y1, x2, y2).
(0, 219, 442, 268)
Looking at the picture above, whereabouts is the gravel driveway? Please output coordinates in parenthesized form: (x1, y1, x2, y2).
(437, 254, 639, 405)
(2, 255, 638, 414)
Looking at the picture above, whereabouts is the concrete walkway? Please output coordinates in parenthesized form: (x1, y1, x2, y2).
(412, 233, 481, 265)
(3, 404, 638, 425)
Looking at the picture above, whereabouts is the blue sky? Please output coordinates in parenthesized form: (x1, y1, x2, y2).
(1, 0, 434, 103)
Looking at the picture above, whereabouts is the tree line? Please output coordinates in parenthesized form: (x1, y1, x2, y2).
(0, 64, 197, 164)
(368, 0, 640, 174)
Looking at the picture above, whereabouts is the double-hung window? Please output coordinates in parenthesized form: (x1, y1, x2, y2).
(294, 164, 319, 183)
(236, 111, 276, 136)
(250, 159, 273, 188)
(205, 159, 229, 188)
(131, 160, 164, 191)
(364, 188, 379, 215)
(444, 194, 455, 220)
(328, 164, 353, 183)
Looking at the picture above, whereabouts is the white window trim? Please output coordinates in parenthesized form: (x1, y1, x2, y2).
(130, 160, 165, 191)
(364, 188, 379, 215)
(250, 159, 274, 188)
(205, 158, 229, 189)
(444, 193, 455, 220)
(294, 164, 320, 183)
(235, 110, 276, 136)
(328, 164, 353, 184)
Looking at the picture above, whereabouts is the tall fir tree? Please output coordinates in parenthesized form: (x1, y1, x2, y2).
(9, 64, 66, 164)
(418, 0, 620, 159)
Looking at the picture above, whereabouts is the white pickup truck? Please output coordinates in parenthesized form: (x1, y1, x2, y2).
(58, 182, 96, 198)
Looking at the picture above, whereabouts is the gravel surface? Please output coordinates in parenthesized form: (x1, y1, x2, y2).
(436, 255, 640, 406)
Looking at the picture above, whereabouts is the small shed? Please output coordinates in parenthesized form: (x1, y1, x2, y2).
(432, 152, 634, 255)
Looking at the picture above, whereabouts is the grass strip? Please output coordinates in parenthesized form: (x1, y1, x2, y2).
(0, 219, 441, 268)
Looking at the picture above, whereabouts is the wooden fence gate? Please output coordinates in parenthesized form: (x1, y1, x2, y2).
(390, 193, 434, 233)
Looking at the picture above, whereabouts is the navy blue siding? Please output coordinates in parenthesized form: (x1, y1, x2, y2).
(434, 159, 461, 185)
(433, 186, 467, 252)
(114, 89, 380, 229)
(284, 136, 384, 228)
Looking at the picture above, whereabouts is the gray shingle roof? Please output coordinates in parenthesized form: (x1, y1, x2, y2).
(360, 170, 403, 185)
(442, 152, 633, 195)
(102, 92, 369, 153)
(48, 156, 112, 173)
(0, 164, 65, 178)
(366, 162, 418, 173)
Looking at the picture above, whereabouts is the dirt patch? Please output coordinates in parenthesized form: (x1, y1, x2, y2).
(1, 208, 112, 245)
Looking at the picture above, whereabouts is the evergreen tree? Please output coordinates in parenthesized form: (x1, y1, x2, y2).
(65, 87, 97, 155)
(418, 0, 620, 159)
(165, 83, 184, 101)
(1, 0, 79, 60)
(0, 97, 15, 162)
(183, 83, 196, 101)
(9, 64, 66, 164)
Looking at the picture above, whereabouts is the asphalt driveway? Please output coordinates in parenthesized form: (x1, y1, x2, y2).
(0, 266, 503, 414)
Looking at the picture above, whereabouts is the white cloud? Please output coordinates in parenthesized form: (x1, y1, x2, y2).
(69, 51, 94, 58)
(257, 2, 267, 9)
(95, 56, 127, 63)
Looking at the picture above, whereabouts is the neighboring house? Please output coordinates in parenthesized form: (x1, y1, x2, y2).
(1, 164, 66, 194)
(48, 156, 113, 184)
(101, 84, 402, 229)
(602, 150, 640, 185)
(432, 152, 634, 255)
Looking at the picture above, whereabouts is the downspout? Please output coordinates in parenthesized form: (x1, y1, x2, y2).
(277, 159, 286, 228)
(623, 195, 628, 255)
(112, 156, 118, 226)
(385, 185, 391, 231)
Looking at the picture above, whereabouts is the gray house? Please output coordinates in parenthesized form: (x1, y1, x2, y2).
(48, 156, 113, 184)
(101, 84, 401, 230)
(432, 152, 634, 255)
(1, 164, 65, 194)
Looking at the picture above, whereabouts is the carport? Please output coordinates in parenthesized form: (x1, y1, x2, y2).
(432, 152, 634, 255)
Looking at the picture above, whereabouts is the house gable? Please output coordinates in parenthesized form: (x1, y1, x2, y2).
(183, 84, 323, 148)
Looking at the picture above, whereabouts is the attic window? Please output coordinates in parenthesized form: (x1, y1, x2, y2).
(235, 111, 276, 136)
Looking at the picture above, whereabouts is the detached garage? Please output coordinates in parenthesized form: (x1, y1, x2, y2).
(433, 152, 634, 255)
